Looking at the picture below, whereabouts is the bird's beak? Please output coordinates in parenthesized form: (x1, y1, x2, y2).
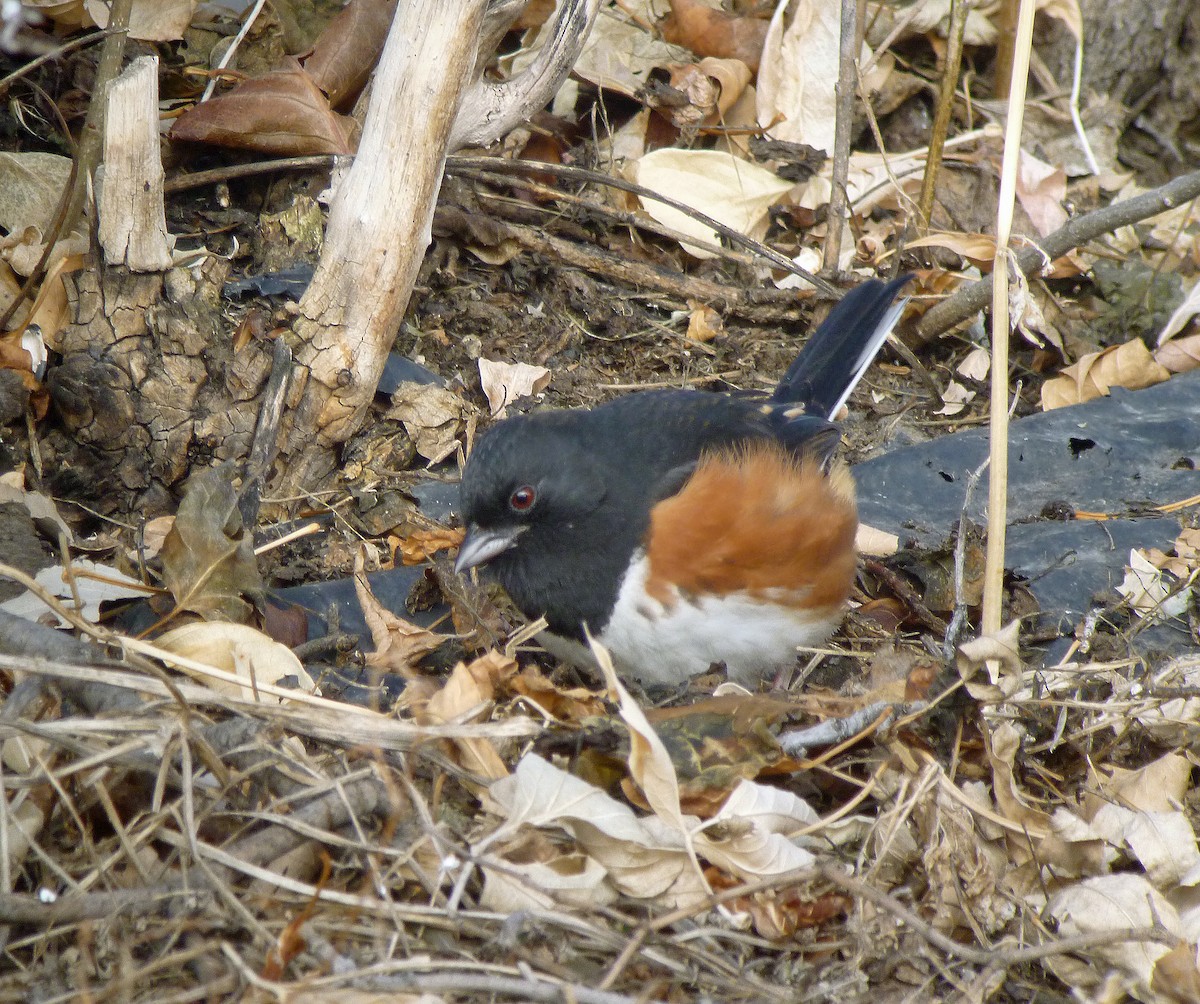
(454, 525, 525, 574)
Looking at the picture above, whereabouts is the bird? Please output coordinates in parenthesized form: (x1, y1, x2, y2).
(455, 276, 910, 688)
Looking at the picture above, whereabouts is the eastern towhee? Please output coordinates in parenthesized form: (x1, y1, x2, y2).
(455, 276, 910, 687)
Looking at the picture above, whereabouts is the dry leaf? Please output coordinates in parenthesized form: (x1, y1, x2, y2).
(757, 0, 857, 152)
(480, 832, 614, 911)
(1047, 874, 1181, 991)
(1036, 0, 1082, 39)
(0, 152, 73, 236)
(1154, 331, 1200, 374)
(686, 301, 724, 342)
(1016, 148, 1067, 237)
(1157, 277, 1200, 346)
(302, 0, 398, 109)
(905, 0, 998, 45)
(160, 466, 262, 622)
(155, 622, 318, 702)
(659, 0, 769, 71)
(1116, 549, 1191, 621)
(632, 148, 792, 258)
(855, 522, 899, 556)
(1085, 754, 1193, 817)
(482, 753, 707, 906)
(477, 357, 551, 418)
(423, 652, 515, 782)
(85, 0, 198, 41)
(906, 230, 997, 267)
(393, 525, 465, 565)
(386, 381, 471, 462)
(661, 59, 752, 128)
(354, 549, 445, 675)
(1041, 339, 1172, 410)
(170, 60, 354, 156)
(933, 379, 975, 416)
(956, 346, 991, 380)
(548, 2, 691, 98)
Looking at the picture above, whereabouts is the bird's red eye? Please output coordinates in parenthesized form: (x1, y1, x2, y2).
(509, 486, 537, 512)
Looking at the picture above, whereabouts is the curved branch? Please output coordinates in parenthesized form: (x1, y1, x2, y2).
(913, 168, 1200, 345)
(450, 0, 601, 149)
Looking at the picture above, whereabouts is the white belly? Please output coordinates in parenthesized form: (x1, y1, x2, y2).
(596, 552, 839, 687)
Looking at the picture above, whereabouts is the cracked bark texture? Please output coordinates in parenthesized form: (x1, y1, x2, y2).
(44, 260, 274, 514)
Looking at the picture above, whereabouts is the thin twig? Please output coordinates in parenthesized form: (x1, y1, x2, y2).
(446, 156, 836, 294)
(823, 0, 861, 275)
(917, 0, 969, 228)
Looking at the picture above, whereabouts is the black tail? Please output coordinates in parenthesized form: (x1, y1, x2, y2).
(772, 275, 911, 419)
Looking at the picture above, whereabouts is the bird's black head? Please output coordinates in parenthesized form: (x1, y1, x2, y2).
(456, 412, 640, 635)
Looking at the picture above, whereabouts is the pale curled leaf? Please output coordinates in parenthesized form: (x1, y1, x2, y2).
(904, 0, 998, 44)
(1036, 0, 1082, 39)
(632, 149, 792, 259)
(480, 848, 614, 911)
(1016, 148, 1068, 237)
(386, 382, 472, 462)
(1041, 339, 1172, 411)
(933, 379, 975, 417)
(1047, 874, 1181, 989)
(694, 780, 818, 879)
(1157, 277, 1200, 346)
(1121, 811, 1200, 888)
(1116, 549, 1192, 621)
(484, 754, 705, 904)
(1154, 331, 1200, 374)
(155, 622, 318, 703)
(477, 358, 551, 418)
(756, 0, 844, 152)
(956, 346, 991, 381)
(85, 0, 198, 41)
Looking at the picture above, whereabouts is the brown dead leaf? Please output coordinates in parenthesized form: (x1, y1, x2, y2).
(1155, 330, 1200, 374)
(659, 0, 769, 72)
(354, 549, 445, 676)
(169, 59, 355, 156)
(507, 668, 607, 722)
(707, 868, 851, 940)
(302, 0, 398, 109)
(685, 301, 724, 342)
(1015, 148, 1067, 237)
(422, 651, 516, 782)
(661, 58, 752, 129)
(85, 0, 198, 41)
(160, 465, 263, 622)
(906, 230, 997, 267)
(1041, 339, 1172, 410)
(1151, 942, 1200, 1004)
(392, 525, 465, 566)
(386, 381, 472, 462)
